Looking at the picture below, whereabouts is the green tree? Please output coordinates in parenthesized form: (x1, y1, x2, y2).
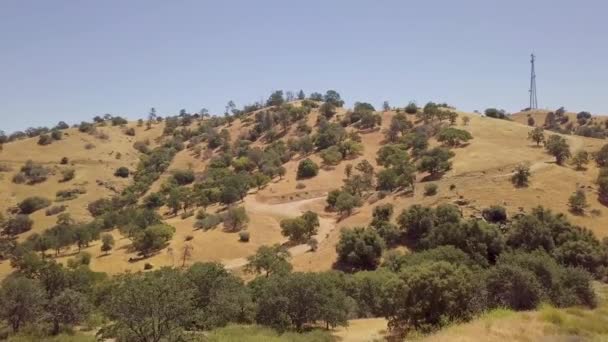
(335, 191, 362, 216)
(485, 264, 542, 310)
(320, 146, 342, 166)
(101, 233, 115, 255)
(545, 134, 571, 165)
(511, 163, 531, 187)
(48, 289, 91, 335)
(100, 268, 195, 342)
(297, 158, 319, 179)
(222, 206, 249, 232)
(571, 150, 589, 170)
(417, 147, 454, 177)
(336, 227, 385, 270)
(132, 224, 175, 257)
(437, 127, 473, 147)
(568, 189, 588, 215)
(245, 244, 292, 277)
(528, 127, 545, 146)
(386, 261, 482, 333)
(0, 276, 46, 332)
(280, 211, 319, 243)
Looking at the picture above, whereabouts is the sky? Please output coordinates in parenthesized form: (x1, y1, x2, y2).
(1, 0, 607, 133)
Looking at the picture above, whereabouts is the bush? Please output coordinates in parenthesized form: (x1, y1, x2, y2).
(18, 196, 51, 214)
(132, 224, 175, 257)
(3, 214, 33, 235)
(568, 189, 588, 215)
(297, 158, 319, 179)
(180, 211, 194, 219)
(144, 263, 154, 270)
(16, 160, 49, 184)
(387, 261, 483, 333)
(172, 169, 195, 185)
(296, 182, 306, 189)
(194, 214, 222, 230)
(60, 168, 75, 182)
(239, 231, 250, 242)
(45, 205, 67, 216)
(485, 264, 542, 310)
(437, 127, 473, 147)
(125, 127, 136, 136)
(84, 143, 96, 150)
(511, 163, 530, 187)
(60, 157, 69, 165)
(336, 226, 385, 270)
(482, 205, 507, 223)
(51, 130, 62, 140)
(114, 167, 130, 178)
(405, 102, 418, 114)
(223, 206, 249, 232)
(37, 134, 53, 145)
(424, 183, 438, 196)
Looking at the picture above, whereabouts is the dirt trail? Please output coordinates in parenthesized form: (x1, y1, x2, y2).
(223, 194, 335, 269)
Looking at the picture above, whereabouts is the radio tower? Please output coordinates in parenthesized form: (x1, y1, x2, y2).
(529, 53, 538, 109)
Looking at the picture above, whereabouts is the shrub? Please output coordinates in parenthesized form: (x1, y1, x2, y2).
(424, 183, 438, 196)
(45, 205, 66, 216)
(194, 214, 222, 230)
(511, 163, 530, 187)
(568, 189, 588, 215)
(172, 169, 195, 185)
(12, 173, 26, 184)
(144, 263, 154, 270)
(387, 261, 482, 333)
(336, 226, 385, 270)
(37, 134, 53, 145)
(485, 264, 542, 310)
(84, 143, 96, 150)
(18, 196, 51, 214)
(125, 127, 136, 136)
(114, 167, 130, 178)
(222, 206, 249, 232)
(16, 160, 49, 184)
(3, 214, 33, 235)
(545, 135, 571, 165)
(180, 211, 194, 219)
(405, 102, 418, 114)
(60, 157, 69, 165)
(296, 182, 306, 189)
(482, 205, 507, 223)
(297, 158, 319, 179)
(437, 127, 473, 147)
(51, 130, 62, 140)
(60, 168, 75, 182)
(239, 231, 250, 242)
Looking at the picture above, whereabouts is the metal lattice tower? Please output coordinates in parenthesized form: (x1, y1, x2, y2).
(529, 53, 538, 109)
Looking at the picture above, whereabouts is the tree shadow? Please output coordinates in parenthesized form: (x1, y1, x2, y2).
(420, 172, 446, 182)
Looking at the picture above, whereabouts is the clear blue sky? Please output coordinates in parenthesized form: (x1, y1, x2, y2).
(1, 0, 607, 133)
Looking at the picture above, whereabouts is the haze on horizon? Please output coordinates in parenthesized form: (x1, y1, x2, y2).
(1, 0, 607, 132)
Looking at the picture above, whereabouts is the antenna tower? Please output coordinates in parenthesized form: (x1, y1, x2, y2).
(529, 53, 538, 109)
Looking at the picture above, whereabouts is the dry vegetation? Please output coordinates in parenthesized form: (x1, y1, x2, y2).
(2, 94, 608, 341)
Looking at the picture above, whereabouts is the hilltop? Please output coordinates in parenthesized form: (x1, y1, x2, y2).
(1, 92, 608, 341)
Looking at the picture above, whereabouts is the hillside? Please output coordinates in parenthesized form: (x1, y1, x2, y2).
(1, 96, 608, 341)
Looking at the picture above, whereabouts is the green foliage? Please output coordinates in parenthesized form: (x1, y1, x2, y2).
(594, 144, 608, 167)
(405, 102, 418, 114)
(485, 264, 542, 310)
(320, 146, 342, 166)
(545, 134, 571, 165)
(280, 211, 319, 243)
(223, 206, 249, 232)
(245, 244, 292, 277)
(437, 127, 473, 147)
(0, 276, 46, 332)
(424, 183, 438, 196)
(386, 261, 483, 333)
(484, 108, 508, 119)
(314, 121, 345, 150)
(172, 169, 195, 185)
(569, 189, 588, 215)
(100, 268, 195, 341)
(571, 150, 589, 170)
(3, 214, 34, 235)
(417, 147, 454, 176)
(296, 158, 319, 179)
(336, 227, 385, 270)
(482, 205, 507, 223)
(511, 163, 531, 187)
(334, 191, 362, 216)
(528, 127, 545, 146)
(60, 168, 75, 182)
(132, 224, 175, 257)
(113, 166, 129, 178)
(18, 196, 51, 214)
(14, 160, 49, 185)
(100, 234, 115, 255)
